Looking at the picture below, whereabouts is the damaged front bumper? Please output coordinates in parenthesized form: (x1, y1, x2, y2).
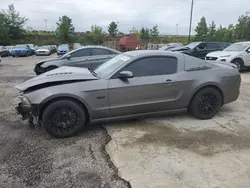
(15, 102, 31, 120)
(15, 102, 40, 127)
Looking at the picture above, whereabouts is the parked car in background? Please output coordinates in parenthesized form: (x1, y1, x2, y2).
(34, 46, 121, 75)
(206, 42, 250, 71)
(170, 42, 231, 59)
(27, 44, 36, 55)
(36, 46, 52, 56)
(57, 44, 69, 55)
(48, 45, 56, 53)
(11, 44, 33, 57)
(73, 43, 81, 50)
(158, 43, 183, 51)
(16, 50, 241, 138)
(0, 46, 10, 57)
(5, 46, 14, 54)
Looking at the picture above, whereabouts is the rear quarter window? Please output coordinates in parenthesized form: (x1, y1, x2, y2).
(184, 55, 209, 71)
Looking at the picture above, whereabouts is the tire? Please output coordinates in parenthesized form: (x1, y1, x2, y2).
(45, 66, 58, 72)
(42, 100, 86, 138)
(232, 59, 244, 71)
(189, 87, 222, 119)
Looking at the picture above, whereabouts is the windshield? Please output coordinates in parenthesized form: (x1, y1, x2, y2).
(95, 54, 131, 78)
(223, 43, 250, 52)
(14, 45, 27, 48)
(38, 46, 49, 49)
(185, 42, 201, 49)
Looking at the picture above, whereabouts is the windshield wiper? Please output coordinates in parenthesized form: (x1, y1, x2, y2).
(88, 68, 98, 77)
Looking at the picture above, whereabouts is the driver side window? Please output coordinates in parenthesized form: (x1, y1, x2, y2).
(70, 49, 92, 58)
(197, 43, 206, 50)
(118, 56, 177, 78)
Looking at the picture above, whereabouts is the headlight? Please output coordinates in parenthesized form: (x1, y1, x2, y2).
(220, 55, 231, 58)
(18, 95, 31, 107)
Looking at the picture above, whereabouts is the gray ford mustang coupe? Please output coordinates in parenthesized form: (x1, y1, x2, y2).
(15, 50, 241, 138)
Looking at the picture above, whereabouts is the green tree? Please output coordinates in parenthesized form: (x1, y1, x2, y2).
(140, 27, 150, 40)
(195, 16, 208, 40)
(108, 21, 118, 37)
(0, 13, 10, 45)
(2, 4, 28, 40)
(88, 25, 104, 44)
(56, 15, 74, 42)
(235, 13, 250, 40)
(130, 26, 140, 38)
(150, 25, 159, 38)
(208, 21, 216, 40)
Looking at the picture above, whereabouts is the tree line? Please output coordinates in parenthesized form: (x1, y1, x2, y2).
(194, 13, 250, 42)
(0, 4, 250, 46)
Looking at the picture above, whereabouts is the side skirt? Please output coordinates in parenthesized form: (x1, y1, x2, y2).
(90, 108, 187, 124)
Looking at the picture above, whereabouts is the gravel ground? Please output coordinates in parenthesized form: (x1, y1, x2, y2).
(0, 56, 131, 188)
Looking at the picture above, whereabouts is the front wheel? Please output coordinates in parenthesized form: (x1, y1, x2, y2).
(42, 100, 86, 138)
(232, 59, 244, 71)
(189, 87, 222, 119)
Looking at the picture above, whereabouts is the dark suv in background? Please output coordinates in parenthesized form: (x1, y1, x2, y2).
(170, 42, 231, 59)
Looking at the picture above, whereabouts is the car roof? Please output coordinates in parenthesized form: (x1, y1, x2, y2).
(234, 41, 250, 44)
(197, 41, 229, 44)
(123, 50, 183, 58)
(76, 45, 120, 52)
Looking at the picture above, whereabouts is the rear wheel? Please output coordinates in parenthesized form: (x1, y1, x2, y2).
(232, 59, 244, 71)
(42, 100, 86, 138)
(189, 87, 222, 119)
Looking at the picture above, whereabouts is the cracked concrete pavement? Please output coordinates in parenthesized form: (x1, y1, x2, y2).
(106, 72, 250, 188)
(0, 56, 130, 188)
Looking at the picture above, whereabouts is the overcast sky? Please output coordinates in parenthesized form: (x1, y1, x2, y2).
(1, 0, 250, 35)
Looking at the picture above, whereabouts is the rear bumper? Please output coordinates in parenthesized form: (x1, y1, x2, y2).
(223, 75, 241, 105)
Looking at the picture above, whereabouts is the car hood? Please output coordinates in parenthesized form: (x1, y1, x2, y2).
(207, 51, 242, 57)
(170, 46, 190, 51)
(15, 66, 98, 92)
(36, 56, 62, 65)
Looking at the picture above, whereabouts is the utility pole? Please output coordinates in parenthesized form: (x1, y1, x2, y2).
(188, 0, 194, 43)
(44, 18, 47, 31)
(176, 24, 179, 36)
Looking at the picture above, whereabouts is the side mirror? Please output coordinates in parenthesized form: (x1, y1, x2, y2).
(65, 54, 71, 59)
(246, 48, 250, 53)
(118, 71, 133, 79)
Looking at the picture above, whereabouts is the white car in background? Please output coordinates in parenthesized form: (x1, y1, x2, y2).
(205, 42, 250, 71)
(35, 46, 51, 56)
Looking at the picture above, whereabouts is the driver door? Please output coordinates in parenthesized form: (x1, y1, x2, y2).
(108, 56, 180, 117)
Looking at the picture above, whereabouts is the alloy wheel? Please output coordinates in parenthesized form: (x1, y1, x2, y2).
(49, 107, 79, 133)
(198, 93, 220, 115)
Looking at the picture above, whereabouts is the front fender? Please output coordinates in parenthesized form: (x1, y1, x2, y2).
(40, 93, 91, 113)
